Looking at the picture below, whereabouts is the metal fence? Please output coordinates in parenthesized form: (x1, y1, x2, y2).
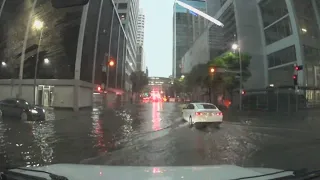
(235, 86, 320, 112)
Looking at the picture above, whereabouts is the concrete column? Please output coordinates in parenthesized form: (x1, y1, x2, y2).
(74, 3, 89, 111)
(92, 0, 104, 104)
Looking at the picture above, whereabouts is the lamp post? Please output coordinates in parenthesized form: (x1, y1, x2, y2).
(232, 43, 242, 111)
(33, 19, 44, 105)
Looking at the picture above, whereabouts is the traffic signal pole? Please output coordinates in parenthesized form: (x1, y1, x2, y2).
(209, 67, 215, 103)
(293, 64, 303, 90)
(239, 48, 243, 111)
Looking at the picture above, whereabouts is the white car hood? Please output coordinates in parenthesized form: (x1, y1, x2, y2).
(9, 164, 293, 180)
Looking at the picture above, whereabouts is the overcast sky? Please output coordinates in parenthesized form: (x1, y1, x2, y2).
(139, 0, 175, 78)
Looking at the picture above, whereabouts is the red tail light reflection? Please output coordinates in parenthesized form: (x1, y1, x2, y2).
(216, 112, 223, 116)
(195, 112, 202, 116)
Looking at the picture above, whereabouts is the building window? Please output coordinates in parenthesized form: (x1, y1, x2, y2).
(209, 4, 237, 54)
(293, 0, 319, 39)
(264, 16, 292, 45)
(303, 46, 320, 87)
(268, 64, 294, 86)
(118, 3, 127, 9)
(259, 0, 288, 27)
(304, 45, 320, 64)
(267, 45, 296, 68)
(119, 13, 126, 20)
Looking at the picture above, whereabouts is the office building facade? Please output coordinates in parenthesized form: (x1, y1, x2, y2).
(114, 0, 139, 90)
(181, 0, 320, 92)
(172, 0, 207, 78)
(0, 0, 127, 110)
(137, 8, 145, 46)
(136, 45, 146, 72)
(136, 8, 146, 72)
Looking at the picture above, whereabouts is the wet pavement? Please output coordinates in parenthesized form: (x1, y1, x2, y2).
(1, 102, 320, 172)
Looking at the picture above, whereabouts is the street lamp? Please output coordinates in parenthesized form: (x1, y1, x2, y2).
(175, 0, 224, 27)
(1, 62, 6, 67)
(33, 19, 44, 30)
(33, 19, 44, 105)
(44, 58, 50, 64)
(232, 44, 238, 50)
(232, 43, 242, 111)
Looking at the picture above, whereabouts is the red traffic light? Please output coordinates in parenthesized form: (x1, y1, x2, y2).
(293, 75, 297, 79)
(241, 90, 245, 95)
(294, 65, 303, 71)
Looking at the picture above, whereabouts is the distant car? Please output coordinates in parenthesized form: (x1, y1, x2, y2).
(182, 103, 223, 129)
(0, 98, 45, 121)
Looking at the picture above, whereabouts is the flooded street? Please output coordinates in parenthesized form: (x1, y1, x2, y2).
(1, 102, 320, 172)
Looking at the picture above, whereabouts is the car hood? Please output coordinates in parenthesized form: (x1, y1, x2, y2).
(8, 164, 294, 180)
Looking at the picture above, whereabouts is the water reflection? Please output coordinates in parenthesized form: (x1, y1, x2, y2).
(0, 121, 6, 170)
(152, 102, 161, 131)
(91, 116, 107, 154)
(116, 110, 134, 140)
(91, 108, 107, 154)
(29, 121, 54, 166)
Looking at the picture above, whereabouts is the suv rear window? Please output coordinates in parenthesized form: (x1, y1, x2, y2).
(196, 104, 217, 109)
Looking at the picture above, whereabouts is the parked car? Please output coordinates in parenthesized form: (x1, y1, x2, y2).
(0, 98, 45, 121)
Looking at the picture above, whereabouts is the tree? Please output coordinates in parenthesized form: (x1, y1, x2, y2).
(185, 63, 210, 89)
(130, 71, 149, 94)
(208, 51, 251, 96)
(172, 77, 185, 94)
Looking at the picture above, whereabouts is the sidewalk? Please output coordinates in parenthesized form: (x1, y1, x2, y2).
(222, 109, 320, 131)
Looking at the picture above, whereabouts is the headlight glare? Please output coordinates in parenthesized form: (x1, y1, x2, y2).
(31, 109, 38, 114)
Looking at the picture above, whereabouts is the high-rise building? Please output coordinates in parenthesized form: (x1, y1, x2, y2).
(181, 0, 320, 92)
(114, 0, 139, 90)
(136, 8, 146, 72)
(136, 45, 146, 72)
(0, 0, 127, 110)
(172, 0, 207, 78)
(137, 8, 145, 46)
(181, 0, 265, 89)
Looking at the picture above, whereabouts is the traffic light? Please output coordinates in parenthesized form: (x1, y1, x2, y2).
(241, 90, 246, 95)
(293, 75, 298, 85)
(294, 65, 303, 71)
